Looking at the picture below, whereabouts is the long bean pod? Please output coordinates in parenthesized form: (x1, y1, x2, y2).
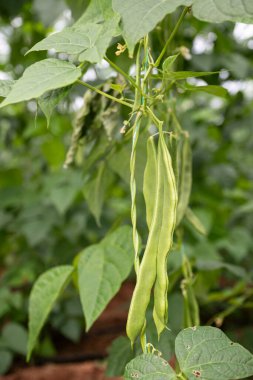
(153, 133, 178, 337)
(126, 139, 163, 345)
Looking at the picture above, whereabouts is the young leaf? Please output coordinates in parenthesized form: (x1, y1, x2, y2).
(38, 86, 71, 128)
(0, 59, 81, 108)
(78, 225, 133, 331)
(0, 80, 15, 98)
(27, 265, 74, 360)
(182, 83, 228, 98)
(112, 0, 191, 55)
(124, 354, 177, 380)
(175, 326, 253, 380)
(192, 0, 253, 24)
(163, 54, 180, 72)
(160, 71, 219, 80)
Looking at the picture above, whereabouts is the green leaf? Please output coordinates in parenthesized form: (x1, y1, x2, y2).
(0, 80, 15, 97)
(76, 0, 117, 24)
(124, 354, 177, 380)
(0, 59, 81, 108)
(106, 336, 134, 377)
(159, 71, 218, 80)
(27, 265, 74, 360)
(2, 323, 27, 356)
(192, 0, 253, 24)
(113, 1, 253, 54)
(38, 86, 71, 128)
(112, 0, 191, 55)
(27, 24, 103, 58)
(0, 350, 12, 375)
(78, 225, 133, 331)
(83, 162, 112, 225)
(28, 0, 120, 63)
(175, 326, 253, 380)
(182, 83, 228, 98)
(163, 54, 180, 72)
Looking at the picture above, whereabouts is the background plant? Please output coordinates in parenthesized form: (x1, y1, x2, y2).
(0, 0, 253, 378)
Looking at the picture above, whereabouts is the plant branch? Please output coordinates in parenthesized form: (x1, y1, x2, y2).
(104, 56, 140, 91)
(77, 80, 133, 108)
(155, 7, 189, 67)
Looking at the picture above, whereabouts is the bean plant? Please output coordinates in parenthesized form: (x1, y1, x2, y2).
(1, 1, 253, 379)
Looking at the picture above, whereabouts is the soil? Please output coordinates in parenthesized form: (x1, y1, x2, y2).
(0, 282, 134, 380)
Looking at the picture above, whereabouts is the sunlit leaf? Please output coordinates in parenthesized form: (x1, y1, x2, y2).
(0, 59, 81, 108)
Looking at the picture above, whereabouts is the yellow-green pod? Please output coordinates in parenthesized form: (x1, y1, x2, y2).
(126, 137, 162, 346)
(176, 133, 192, 226)
(153, 134, 178, 337)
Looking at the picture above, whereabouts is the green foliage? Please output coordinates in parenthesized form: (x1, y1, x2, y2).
(125, 327, 253, 380)
(0, 59, 81, 108)
(0, 0, 253, 377)
(176, 326, 253, 380)
(124, 353, 177, 380)
(78, 225, 134, 330)
(27, 265, 74, 360)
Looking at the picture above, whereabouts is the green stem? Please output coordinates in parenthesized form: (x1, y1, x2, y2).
(177, 372, 187, 380)
(155, 7, 189, 67)
(133, 42, 142, 111)
(146, 106, 163, 131)
(104, 56, 140, 91)
(77, 80, 133, 108)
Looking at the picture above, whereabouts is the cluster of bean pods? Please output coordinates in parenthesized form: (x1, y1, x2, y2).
(127, 120, 193, 345)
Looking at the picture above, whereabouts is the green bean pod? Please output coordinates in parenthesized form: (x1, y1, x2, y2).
(143, 137, 157, 229)
(126, 137, 163, 346)
(176, 133, 192, 226)
(153, 134, 178, 337)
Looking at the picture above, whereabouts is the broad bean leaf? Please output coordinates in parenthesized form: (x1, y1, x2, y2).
(78, 225, 133, 331)
(38, 86, 71, 128)
(0, 59, 81, 108)
(0, 80, 15, 97)
(175, 326, 253, 380)
(27, 265, 74, 360)
(124, 354, 177, 380)
(113, 0, 253, 55)
(192, 0, 253, 24)
(182, 83, 228, 98)
(28, 0, 120, 63)
(112, 0, 191, 55)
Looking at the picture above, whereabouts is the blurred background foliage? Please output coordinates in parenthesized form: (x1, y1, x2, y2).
(0, 0, 253, 375)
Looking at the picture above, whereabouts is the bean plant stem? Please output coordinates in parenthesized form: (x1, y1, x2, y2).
(104, 56, 140, 91)
(76, 80, 133, 108)
(130, 42, 143, 279)
(155, 7, 189, 67)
